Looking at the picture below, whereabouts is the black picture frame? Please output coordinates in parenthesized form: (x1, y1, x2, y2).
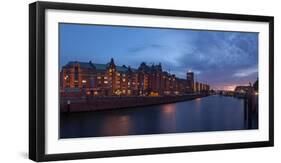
(29, 1, 274, 162)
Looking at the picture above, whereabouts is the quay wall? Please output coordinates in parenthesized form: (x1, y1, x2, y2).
(60, 94, 208, 112)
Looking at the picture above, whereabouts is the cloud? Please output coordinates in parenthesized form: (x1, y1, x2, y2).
(233, 66, 258, 77)
(128, 43, 165, 53)
(171, 31, 258, 88)
(126, 30, 258, 89)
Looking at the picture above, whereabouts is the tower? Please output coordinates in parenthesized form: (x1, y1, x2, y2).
(186, 70, 194, 93)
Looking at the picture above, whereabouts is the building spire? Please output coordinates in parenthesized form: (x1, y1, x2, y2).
(110, 58, 114, 64)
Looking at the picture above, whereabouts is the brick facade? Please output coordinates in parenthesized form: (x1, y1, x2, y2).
(60, 58, 210, 97)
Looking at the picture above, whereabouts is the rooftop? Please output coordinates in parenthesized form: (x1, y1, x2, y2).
(63, 61, 136, 72)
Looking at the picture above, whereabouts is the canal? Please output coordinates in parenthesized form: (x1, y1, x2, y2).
(60, 95, 258, 138)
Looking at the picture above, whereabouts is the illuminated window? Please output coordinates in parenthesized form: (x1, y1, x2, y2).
(115, 90, 121, 95)
(104, 81, 108, 84)
(97, 76, 101, 79)
(82, 80, 87, 84)
(74, 81, 78, 88)
(104, 76, 108, 79)
(122, 78, 126, 82)
(65, 75, 70, 88)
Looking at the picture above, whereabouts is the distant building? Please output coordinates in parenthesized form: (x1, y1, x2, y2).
(193, 81, 209, 93)
(234, 86, 252, 93)
(60, 59, 210, 97)
(253, 79, 258, 91)
(186, 71, 194, 93)
(234, 82, 255, 94)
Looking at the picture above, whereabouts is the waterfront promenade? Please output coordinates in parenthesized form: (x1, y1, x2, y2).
(60, 94, 209, 112)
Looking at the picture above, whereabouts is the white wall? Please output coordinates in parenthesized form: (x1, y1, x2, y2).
(0, 0, 279, 162)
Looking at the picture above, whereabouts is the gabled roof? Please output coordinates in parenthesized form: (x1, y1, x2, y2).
(93, 63, 108, 71)
(116, 66, 128, 72)
(138, 62, 163, 72)
(63, 61, 95, 69)
(63, 61, 136, 73)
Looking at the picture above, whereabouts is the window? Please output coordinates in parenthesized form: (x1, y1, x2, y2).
(64, 75, 69, 80)
(65, 74, 70, 88)
(82, 80, 87, 88)
(74, 66, 79, 80)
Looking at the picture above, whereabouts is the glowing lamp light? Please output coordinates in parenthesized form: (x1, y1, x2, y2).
(115, 89, 122, 95)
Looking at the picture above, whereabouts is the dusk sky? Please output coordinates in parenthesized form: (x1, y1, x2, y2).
(59, 23, 258, 90)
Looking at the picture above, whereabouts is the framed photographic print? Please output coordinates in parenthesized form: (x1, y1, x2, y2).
(29, 1, 274, 162)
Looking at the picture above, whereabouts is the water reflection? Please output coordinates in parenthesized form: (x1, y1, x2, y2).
(60, 95, 258, 138)
(101, 115, 131, 136)
(162, 104, 176, 114)
(160, 104, 176, 132)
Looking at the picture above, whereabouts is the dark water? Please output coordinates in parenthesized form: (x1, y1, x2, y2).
(60, 95, 258, 138)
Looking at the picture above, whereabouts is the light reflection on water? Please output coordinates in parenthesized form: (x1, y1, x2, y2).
(160, 104, 176, 132)
(60, 95, 258, 138)
(101, 115, 131, 136)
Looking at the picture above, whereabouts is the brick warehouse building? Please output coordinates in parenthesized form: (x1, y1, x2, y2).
(60, 58, 210, 97)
